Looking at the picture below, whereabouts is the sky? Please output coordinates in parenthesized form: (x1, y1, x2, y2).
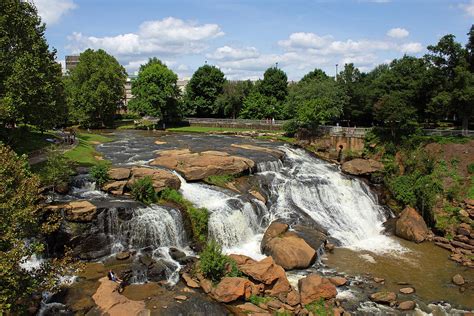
(33, 0, 474, 80)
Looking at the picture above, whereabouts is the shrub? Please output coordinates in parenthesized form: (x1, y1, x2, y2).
(41, 146, 74, 194)
(249, 295, 272, 306)
(467, 163, 474, 174)
(199, 240, 229, 282)
(90, 163, 110, 186)
(283, 119, 300, 137)
(130, 176, 156, 204)
(204, 174, 235, 187)
(305, 299, 333, 316)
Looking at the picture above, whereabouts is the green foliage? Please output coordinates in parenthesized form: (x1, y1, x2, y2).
(198, 240, 241, 282)
(160, 188, 209, 244)
(64, 132, 112, 166)
(215, 80, 253, 118)
(204, 174, 235, 187)
(41, 146, 74, 190)
(90, 163, 110, 186)
(239, 90, 278, 119)
(130, 176, 157, 205)
(0, 144, 78, 313)
(128, 58, 181, 122)
(185, 65, 226, 117)
(0, 0, 67, 130)
(468, 176, 474, 199)
(65, 49, 127, 128)
(259, 66, 288, 102)
(305, 299, 334, 316)
(249, 295, 272, 306)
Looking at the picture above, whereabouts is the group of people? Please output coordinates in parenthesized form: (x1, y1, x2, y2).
(58, 129, 76, 145)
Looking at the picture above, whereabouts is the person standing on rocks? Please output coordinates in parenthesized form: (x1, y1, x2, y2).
(107, 270, 123, 284)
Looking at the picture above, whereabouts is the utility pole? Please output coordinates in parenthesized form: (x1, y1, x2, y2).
(275, 62, 279, 69)
(335, 64, 339, 80)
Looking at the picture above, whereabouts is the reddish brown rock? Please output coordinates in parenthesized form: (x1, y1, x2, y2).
(151, 149, 255, 181)
(452, 274, 465, 286)
(398, 300, 416, 310)
(369, 291, 397, 304)
(399, 287, 415, 294)
(228, 254, 256, 266)
(395, 206, 429, 243)
(211, 277, 255, 303)
(108, 168, 131, 180)
(182, 273, 200, 288)
(103, 180, 127, 195)
(261, 221, 289, 251)
(239, 257, 291, 296)
(128, 167, 180, 193)
(435, 242, 455, 252)
(236, 303, 268, 314)
(298, 274, 337, 305)
(457, 223, 472, 237)
(64, 201, 97, 222)
(341, 158, 384, 176)
(286, 290, 300, 306)
(329, 277, 347, 287)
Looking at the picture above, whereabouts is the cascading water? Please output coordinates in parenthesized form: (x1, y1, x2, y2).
(176, 173, 269, 259)
(262, 146, 404, 253)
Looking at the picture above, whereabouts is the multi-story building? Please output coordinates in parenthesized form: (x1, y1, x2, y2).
(177, 79, 189, 93)
(65, 55, 79, 73)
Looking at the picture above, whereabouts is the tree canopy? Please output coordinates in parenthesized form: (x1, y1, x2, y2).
(65, 49, 127, 128)
(185, 65, 226, 117)
(128, 58, 181, 122)
(0, 0, 66, 130)
(259, 66, 288, 102)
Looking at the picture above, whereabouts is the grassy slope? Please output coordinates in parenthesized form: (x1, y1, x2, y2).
(3, 128, 58, 155)
(64, 132, 113, 166)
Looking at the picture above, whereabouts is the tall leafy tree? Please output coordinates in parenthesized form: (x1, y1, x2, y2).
(65, 49, 126, 128)
(467, 25, 474, 72)
(215, 80, 253, 118)
(0, 0, 66, 130)
(239, 90, 278, 119)
(128, 58, 181, 122)
(185, 64, 226, 117)
(259, 66, 288, 102)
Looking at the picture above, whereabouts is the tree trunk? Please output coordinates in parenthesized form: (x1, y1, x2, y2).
(462, 116, 469, 136)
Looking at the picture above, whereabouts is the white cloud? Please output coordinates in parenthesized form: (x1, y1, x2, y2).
(387, 27, 409, 39)
(67, 17, 224, 57)
(206, 46, 259, 60)
(278, 32, 332, 49)
(460, 0, 474, 16)
(33, 0, 77, 25)
(399, 42, 423, 54)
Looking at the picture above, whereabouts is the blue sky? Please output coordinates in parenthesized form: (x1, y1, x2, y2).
(34, 0, 474, 80)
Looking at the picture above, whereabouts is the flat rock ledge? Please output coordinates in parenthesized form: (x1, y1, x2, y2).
(150, 148, 255, 181)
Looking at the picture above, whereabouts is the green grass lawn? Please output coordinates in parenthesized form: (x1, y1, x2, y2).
(166, 126, 281, 133)
(64, 132, 113, 166)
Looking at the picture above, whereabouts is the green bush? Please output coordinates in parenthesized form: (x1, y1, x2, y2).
(305, 299, 333, 316)
(40, 146, 74, 193)
(90, 163, 110, 186)
(204, 174, 235, 187)
(130, 176, 157, 204)
(283, 119, 300, 136)
(249, 295, 272, 306)
(467, 163, 474, 174)
(199, 240, 229, 282)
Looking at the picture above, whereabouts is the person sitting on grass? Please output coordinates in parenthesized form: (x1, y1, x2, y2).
(107, 270, 123, 284)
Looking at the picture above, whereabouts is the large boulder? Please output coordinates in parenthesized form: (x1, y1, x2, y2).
(395, 206, 429, 243)
(102, 180, 127, 195)
(238, 256, 291, 296)
(341, 158, 384, 176)
(369, 291, 397, 304)
(64, 201, 97, 222)
(150, 149, 255, 181)
(128, 167, 180, 193)
(211, 277, 256, 303)
(261, 222, 317, 270)
(298, 274, 337, 305)
(108, 168, 131, 180)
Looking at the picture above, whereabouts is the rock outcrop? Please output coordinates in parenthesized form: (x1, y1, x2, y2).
(92, 277, 148, 316)
(102, 167, 180, 196)
(52, 201, 97, 222)
(238, 256, 291, 296)
(298, 274, 337, 305)
(395, 206, 429, 243)
(341, 158, 384, 176)
(261, 221, 318, 270)
(369, 291, 397, 304)
(150, 149, 255, 181)
(211, 277, 256, 303)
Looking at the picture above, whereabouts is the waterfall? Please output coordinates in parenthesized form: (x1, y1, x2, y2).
(176, 173, 269, 257)
(256, 160, 284, 173)
(263, 146, 404, 253)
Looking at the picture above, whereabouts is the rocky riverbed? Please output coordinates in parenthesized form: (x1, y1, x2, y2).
(39, 130, 473, 315)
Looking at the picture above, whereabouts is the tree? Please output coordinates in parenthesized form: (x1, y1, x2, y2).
(215, 80, 253, 118)
(285, 75, 347, 130)
(128, 58, 181, 122)
(65, 49, 127, 128)
(301, 68, 329, 83)
(259, 66, 288, 102)
(239, 91, 278, 119)
(425, 34, 472, 131)
(185, 65, 226, 117)
(0, 144, 76, 313)
(467, 25, 474, 72)
(0, 0, 67, 130)
(41, 146, 74, 195)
